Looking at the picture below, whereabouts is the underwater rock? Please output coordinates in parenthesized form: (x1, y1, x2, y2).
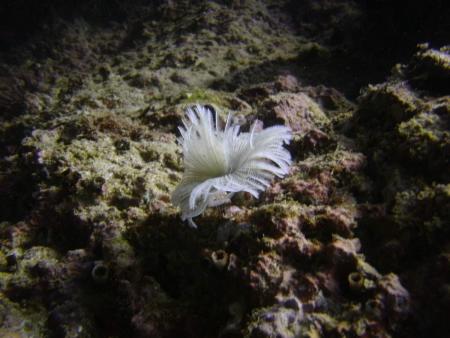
(0, 76, 26, 119)
(261, 92, 330, 133)
(0, 294, 47, 337)
(407, 44, 450, 94)
(260, 92, 334, 157)
(245, 297, 304, 338)
(350, 43, 450, 337)
(0, 1, 445, 337)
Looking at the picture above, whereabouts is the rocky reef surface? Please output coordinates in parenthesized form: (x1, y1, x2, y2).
(0, 1, 448, 337)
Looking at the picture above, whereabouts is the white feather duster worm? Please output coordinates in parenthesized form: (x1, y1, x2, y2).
(172, 105, 292, 228)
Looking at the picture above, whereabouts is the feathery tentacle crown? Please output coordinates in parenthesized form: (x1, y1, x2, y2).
(172, 104, 292, 228)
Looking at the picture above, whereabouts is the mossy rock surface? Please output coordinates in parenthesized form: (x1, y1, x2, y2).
(0, 1, 448, 337)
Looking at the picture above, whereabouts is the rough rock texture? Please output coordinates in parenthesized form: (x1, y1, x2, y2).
(0, 1, 448, 337)
(350, 44, 450, 338)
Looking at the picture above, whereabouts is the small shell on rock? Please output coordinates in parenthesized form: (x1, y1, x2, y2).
(91, 261, 109, 284)
(211, 250, 229, 270)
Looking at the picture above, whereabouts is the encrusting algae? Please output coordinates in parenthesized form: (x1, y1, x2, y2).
(0, 1, 448, 337)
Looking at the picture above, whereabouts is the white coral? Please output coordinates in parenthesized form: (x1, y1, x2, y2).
(172, 105, 292, 227)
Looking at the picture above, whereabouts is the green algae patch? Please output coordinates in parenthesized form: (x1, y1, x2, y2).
(175, 89, 233, 108)
(392, 183, 450, 243)
(0, 294, 47, 337)
(397, 101, 450, 170)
